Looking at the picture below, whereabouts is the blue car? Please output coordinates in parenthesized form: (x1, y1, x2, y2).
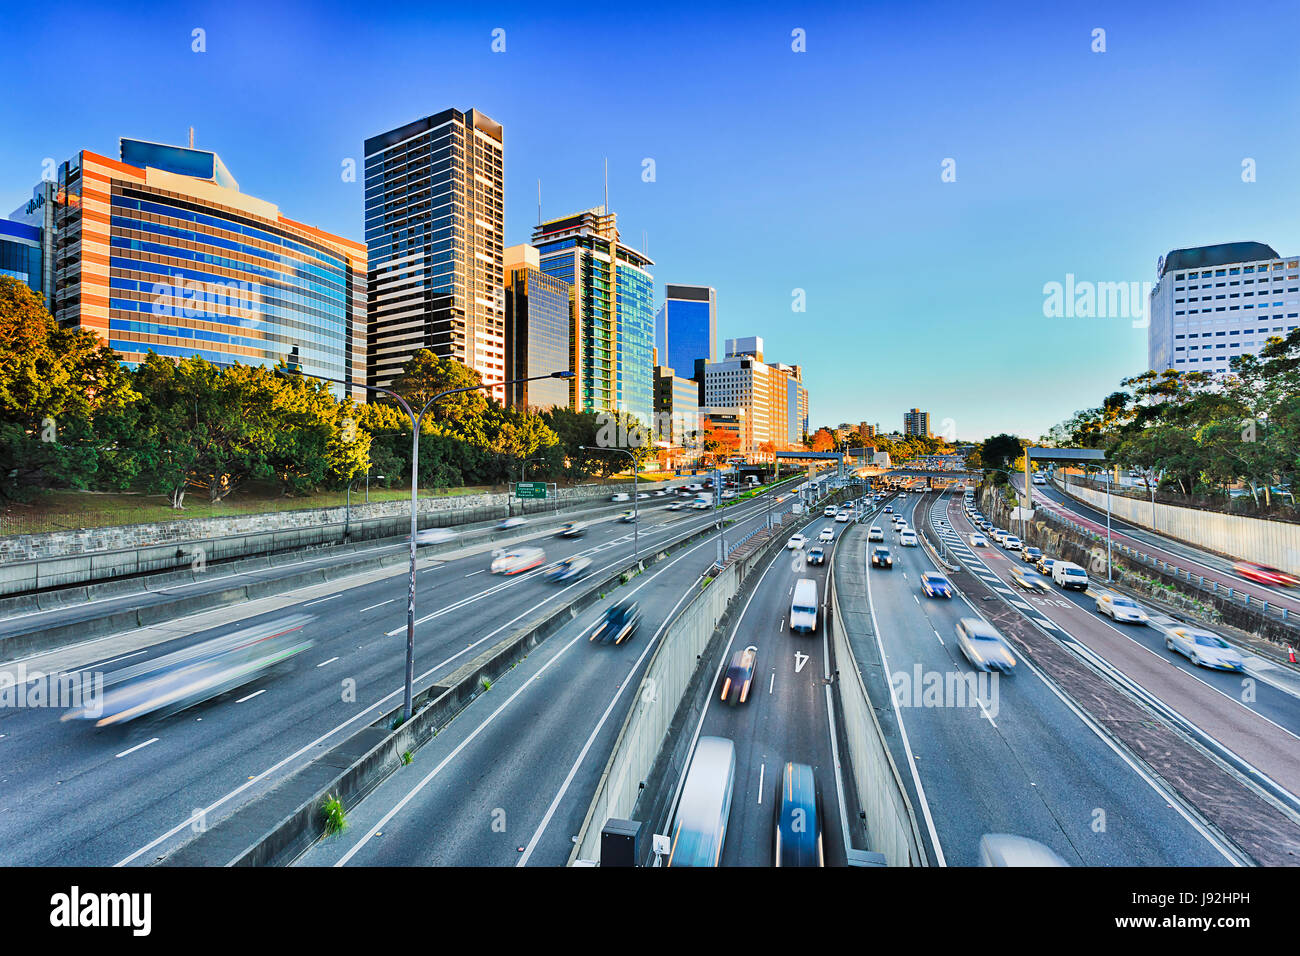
(921, 572, 953, 599)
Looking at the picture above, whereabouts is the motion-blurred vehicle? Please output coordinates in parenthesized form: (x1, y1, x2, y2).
(835, 511, 851, 523)
(955, 617, 1017, 673)
(668, 736, 735, 867)
(557, 521, 585, 537)
(547, 555, 592, 582)
(1233, 562, 1299, 588)
(591, 601, 641, 645)
(1009, 567, 1051, 592)
(773, 762, 824, 867)
(978, 834, 1068, 867)
(653, 489, 667, 497)
(611, 493, 630, 502)
(871, 547, 893, 568)
(991, 529, 1010, 545)
(1036, 556, 1058, 577)
(497, 516, 528, 531)
(667, 501, 684, 511)
(1096, 591, 1149, 624)
(806, 546, 826, 566)
(637, 492, 649, 500)
(823, 505, 837, 517)
(1166, 628, 1244, 671)
(968, 533, 988, 547)
(1052, 561, 1089, 591)
(787, 534, 807, 550)
(868, 526, 884, 541)
(1020, 547, 1043, 564)
(62, 615, 315, 727)
(921, 572, 953, 598)
(411, 528, 455, 545)
(883, 505, 893, 514)
(1002, 535, 1022, 551)
(790, 578, 819, 632)
(490, 546, 546, 575)
(720, 646, 758, 705)
(818, 527, 834, 542)
(617, 510, 637, 523)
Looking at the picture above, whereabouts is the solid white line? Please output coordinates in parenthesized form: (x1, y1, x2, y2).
(465, 570, 484, 577)
(316, 657, 339, 668)
(116, 738, 159, 758)
(303, 595, 341, 608)
(757, 762, 766, 804)
(359, 600, 394, 613)
(769, 672, 775, 694)
(235, 689, 266, 703)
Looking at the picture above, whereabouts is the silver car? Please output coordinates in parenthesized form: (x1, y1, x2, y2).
(1096, 592, 1149, 624)
(956, 617, 1017, 673)
(1166, 628, 1244, 671)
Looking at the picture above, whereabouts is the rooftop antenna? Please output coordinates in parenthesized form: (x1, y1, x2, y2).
(188, 126, 194, 148)
(603, 157, 608, 215)
(537, 178, 541, 226)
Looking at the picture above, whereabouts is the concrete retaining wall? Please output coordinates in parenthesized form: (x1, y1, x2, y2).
(1056, 475, 1300, 577)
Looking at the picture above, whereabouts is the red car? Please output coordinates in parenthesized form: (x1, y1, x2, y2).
(1233, 562, 1300, 588)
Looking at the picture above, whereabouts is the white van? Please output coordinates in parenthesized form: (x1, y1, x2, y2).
(790, 578, 818, 633)
(1052, 561, 1089, 590)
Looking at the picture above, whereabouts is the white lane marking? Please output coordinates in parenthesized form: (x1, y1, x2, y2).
(116, 738, 159, 758)
(769, 672, 775, 694)
(913, 595, 920, 605)
(316, 657, 339, 668)
(236, 689, 266, 703)
(303, 595, 341, 608)
(757, 762, 766, 805)
(933, 629, 945, 646)
(465, 570, 484, 577)
(67, 649, 149, 676)
(360, 600, 394, 613)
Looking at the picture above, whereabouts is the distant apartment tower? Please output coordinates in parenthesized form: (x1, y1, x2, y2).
(903, 408, 930, 438)
(655, 284, 716, 383)
(1148, 242, 1299, 375)
(10, 140, 367, 398)
(532, 207, 654, 423)
(503, 244, 571, 409)
(702, 337, 808, 452)
(364, 109, 505, 398)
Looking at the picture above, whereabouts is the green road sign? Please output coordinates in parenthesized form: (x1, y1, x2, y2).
(516, 481, 547, 499)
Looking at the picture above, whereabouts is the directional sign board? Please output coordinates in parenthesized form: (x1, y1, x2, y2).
(515, 481, 547, 499)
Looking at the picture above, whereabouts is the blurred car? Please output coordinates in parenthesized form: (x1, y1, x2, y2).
(868, 526, 884, 541)
(1009, 567, 1051, 592)
(497, 516, 528, 531)
(591, 601, 641, 645)
(978, 834, 1068, 867)
(1096, 591, 1149, 624)
(490, 547, 546, 575)
(1002, 535, 1022, 551)
(1020, 547, 1043, 564)
(1036, 556, 1058, 577)
(667, 501, 684, 511)
(921, 572, 953, 598)
(899, 530, 918, 547)
(653, 489, 667, 497)
(617, 510, 637, 523)
(956, 617, 1017, 673)
(557, 521, 586, 538)
(637, 492, 650, 500)
(690, 500, 711, 510)
(991, 529, 1010, 545)
(773, 762, 824, 867)
(883, 505, 893, 514)
(720, 645, 758, 705)
(611, 493, 630, 502)
(547, 555, 592, 582)
(1234, 562, 1300, 588)
(969, 533, 988, 547)
(787, 534, 807, 550)
(412, 528, 455, 545)
(871, 547, 893, 568)
(835, 511, 851, 523)
(62, 614, 315, 727)
(823, 506, 837, 517)
(818, 527, 834, 542)
(1166, 628, 1244, 671)
(806, 546, 826, 566)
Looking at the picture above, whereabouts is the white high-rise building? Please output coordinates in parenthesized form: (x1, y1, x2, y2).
(1148, 242, 1300, 375)
(702, 337, 808, 452)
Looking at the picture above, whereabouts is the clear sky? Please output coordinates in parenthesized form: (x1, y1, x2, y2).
(4, 0, 1298, 440)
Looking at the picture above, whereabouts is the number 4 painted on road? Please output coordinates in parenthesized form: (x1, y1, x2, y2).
(794, 651, 810, 673)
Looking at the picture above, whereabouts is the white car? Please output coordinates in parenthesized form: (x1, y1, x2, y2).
(497, 516, 528, 531)
(412, 528, 455, 545)
(653, 489, 667, 497)
(667, 501, 684, 511)
(991, 529, 1010, 545)
(835, 512, 850, 523)
(1166, 628, 1244, 671)
(787, 534, 808, 550)
(824, 506, 837, 517)
(1096, 592, 1149, 624)
(818, 527, 834, 542)
(868, 526, 884, 541)
(611, 493, 630, 502)
(1002, 535, 1022, 551)
(969, 533, 988, 547)
(899, 530, 918, 547)
(690, 500, 711, 510)
(490, 546, 546, 575)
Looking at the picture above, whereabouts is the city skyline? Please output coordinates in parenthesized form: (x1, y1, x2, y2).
(3, 1, 1300, 439)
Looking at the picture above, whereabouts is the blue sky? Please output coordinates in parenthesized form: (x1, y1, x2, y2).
(4, 0, 1299, 440)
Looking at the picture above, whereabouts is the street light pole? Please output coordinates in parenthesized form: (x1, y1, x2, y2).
(1105, 466, 1113, 582)
(582, 445, 639, 567)
(280, 366, 571, 722)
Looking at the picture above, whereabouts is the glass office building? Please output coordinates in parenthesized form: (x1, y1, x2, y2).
(30, 139, 367, 398)
(0, 219, 43, 297)
(532, 207, 654, 423)
(655, 284, 716, 384)
(364, 109, 505, 398)
(504, 244, 571, 409)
